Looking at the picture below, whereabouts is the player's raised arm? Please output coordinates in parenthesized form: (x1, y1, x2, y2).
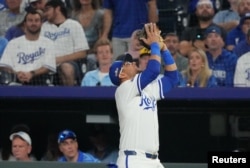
(137, 23, 163, 90)
(159, 43, 179, 97)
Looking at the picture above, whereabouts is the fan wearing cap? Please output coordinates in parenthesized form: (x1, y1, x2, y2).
(109, 23, 178, 168)
(180, 0, 226, 57)
(57, 129, 99, 162)
(9, 131, 32, 161)
(205, 25, 238, 87)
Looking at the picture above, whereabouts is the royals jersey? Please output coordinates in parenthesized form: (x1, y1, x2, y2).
(234, 52, 250, 87)
(40, 19, 89, 57)
(0, 35, 56, 72)
(115, 73, 165, 154)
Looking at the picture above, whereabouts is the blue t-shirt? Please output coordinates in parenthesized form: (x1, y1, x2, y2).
(103, 0, 149, 38)
(0, 37, 8, 59)
(179, 73, 217, 88)
(226, 26, 246, 46)
(233, 39, 250, 58)
(58, 150, 100, 162)
(0, 0, 7, 11)
(206, 49, 238, 87)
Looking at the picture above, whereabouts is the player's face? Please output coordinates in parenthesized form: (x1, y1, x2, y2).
(96, 45, 113, 66)
(59, 139, 78, 159)
(12, 137, 31, 161)
(25, 13, 42, 35)
(120, 62, 138, 78)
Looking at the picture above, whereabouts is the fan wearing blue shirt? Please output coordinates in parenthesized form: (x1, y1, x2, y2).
(57, 129, 100, 163)
(205, 26, 238, 87)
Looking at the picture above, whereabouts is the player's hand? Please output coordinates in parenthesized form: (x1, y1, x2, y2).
(140, 23, 162, 47)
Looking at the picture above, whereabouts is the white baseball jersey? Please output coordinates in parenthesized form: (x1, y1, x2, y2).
(115, 73, 164, 154)
(0, 35, 56, 72)
(234, 52, 250, 87)
(40, 19, 89, 57)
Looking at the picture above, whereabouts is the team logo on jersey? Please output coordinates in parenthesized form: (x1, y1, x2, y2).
(139, 93, 156, 111)
(17, 47, 45, 64)
(44, 28, 70, 41)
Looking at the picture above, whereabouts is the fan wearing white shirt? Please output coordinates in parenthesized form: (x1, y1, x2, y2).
(0, 9, 56, 85)
(41, 0, 89, 86)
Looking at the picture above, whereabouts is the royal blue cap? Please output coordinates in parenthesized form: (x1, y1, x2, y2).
(240, 13, 250, 26)
(57, 129, 76, 143)
(204, 26, 222, 37)
(109, 53, 133, 86)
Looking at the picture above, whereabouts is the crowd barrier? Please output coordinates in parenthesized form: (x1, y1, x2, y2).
(0, 86, 250, 100)
(0, 161, 207, 168)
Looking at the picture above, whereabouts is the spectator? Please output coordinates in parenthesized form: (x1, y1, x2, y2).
(213, 0, 240, 32)
(87, 124, 118, 163)
(57, 129, 100, 162)
(164, 32, 188, 72)
(100, 0, 158, 60)
(41, 132, 62, 161)
(127, 29, 144, 60)
(179, 48, 217, 87)
(9, 131, 33, 161)
(0, 36, 7, 59)
(41, 0, 89, 86)
(0, 124, 36, 161)
(233, 28, 250, 57)
(71, 0, 104, 61)
(180, 0, 226, 57)
(234, 50, 250, 87)
(81, 39, 114, 86)
(0, 10, 56, 86)
(205, 26, 238, 87)
(226, 12, 250, 51)
(0, 0, 25, 36)
(137, 47, 151, 71)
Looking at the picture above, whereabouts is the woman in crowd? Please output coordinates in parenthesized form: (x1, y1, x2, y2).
(179, 48, 217, 88)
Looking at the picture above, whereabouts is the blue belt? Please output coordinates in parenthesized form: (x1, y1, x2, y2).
(124, 150, 158, 159)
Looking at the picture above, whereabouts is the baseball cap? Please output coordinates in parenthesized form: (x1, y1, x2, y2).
(204, 26, 222, 37)
(240, 13, 250, 26)
(109, 53, 133, 86)
(57, 129, 77, 143)
(10, 131, 32, 145)
(196, 0, 213, 8)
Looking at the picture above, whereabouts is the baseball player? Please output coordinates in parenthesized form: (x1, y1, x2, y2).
(40, 0, 89, 86)
(109, 23, 179, 168)
(0, 9, 56, 85)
